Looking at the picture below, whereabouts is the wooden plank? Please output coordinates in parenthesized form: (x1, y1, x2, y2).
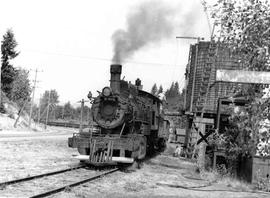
(217, 69, 270, 84)
(194, 117, 214, 124)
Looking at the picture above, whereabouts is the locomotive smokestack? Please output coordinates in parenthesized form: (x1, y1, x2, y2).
(110, 64, 122, 94)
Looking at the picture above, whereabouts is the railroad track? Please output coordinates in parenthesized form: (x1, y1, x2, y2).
(30, 168, 119, 198)
(0, 165, 85, 187)
(0, 165, 119, 197)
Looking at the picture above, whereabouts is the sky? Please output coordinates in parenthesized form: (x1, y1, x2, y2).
(0, 0, 214, 105)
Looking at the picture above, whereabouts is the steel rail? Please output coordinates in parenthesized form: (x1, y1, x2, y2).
(30, 168, 119, 198)
(0, 165, 85, 186)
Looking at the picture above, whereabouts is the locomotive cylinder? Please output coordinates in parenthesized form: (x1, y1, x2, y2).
(110, 64, 122, 94)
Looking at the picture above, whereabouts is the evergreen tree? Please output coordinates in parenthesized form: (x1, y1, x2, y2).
(150, 83, 158, 95)
(1, 29, 19, 99)
(174, 81, 180, 96)
(165, 82, 175, 98)
(164, 81, 185, 112)
(157, 85, 163, 94)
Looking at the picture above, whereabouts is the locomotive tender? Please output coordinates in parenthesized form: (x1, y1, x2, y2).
(68, 64, 169, 165)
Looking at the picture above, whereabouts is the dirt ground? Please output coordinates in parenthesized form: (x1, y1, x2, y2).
(0, 128, 269, 198)
(55, 155, 270, 198)
(0, 126, 78, 182)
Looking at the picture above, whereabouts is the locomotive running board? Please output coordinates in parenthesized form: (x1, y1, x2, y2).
(74, 155, 134, 164)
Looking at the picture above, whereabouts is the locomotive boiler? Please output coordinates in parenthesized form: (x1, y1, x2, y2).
(68, 64, 169, 165)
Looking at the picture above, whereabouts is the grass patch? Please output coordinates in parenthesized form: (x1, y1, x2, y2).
(200, 165, 253, 192)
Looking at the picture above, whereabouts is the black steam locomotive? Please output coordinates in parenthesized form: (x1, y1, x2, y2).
(68, 64, 169, 165)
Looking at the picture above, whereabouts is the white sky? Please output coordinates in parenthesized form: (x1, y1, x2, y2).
(0, 0, 214, 105)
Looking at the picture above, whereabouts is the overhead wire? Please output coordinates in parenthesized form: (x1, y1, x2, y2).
(22, 49, 184, 68)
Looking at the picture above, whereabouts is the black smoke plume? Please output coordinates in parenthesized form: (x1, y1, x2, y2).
(111, 0, 177, 64)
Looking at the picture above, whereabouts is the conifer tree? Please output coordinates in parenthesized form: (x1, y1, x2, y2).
(151, 83, 158, 95)
(158, 85, 163, 94)
(1, 29, 19, 99)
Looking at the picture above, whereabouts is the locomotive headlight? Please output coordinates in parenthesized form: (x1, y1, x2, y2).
(102, 87, 111, 97)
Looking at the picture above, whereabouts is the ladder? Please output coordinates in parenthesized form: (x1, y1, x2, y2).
(196, 42, 217, 113)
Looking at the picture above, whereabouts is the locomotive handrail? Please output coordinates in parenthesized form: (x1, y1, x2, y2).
(119, 123, 126, 137)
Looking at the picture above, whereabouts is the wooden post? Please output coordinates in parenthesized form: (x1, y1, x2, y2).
(45, 91, 51, 129)
(86, 107, 89, 122)
(195, 117, 214, 170)
(79, 99, 84, 133)
(14, 99, 28, 128)
(37, 96, 41, 125)
(29, 69, 38, 127)
(62, 106, 64, 119)
(197, 120, 206, 170)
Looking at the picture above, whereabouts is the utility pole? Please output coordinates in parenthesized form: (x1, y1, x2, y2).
(86, 106, 90, 122)
(79, 99, 84, 132)
(29, 69, 38, 127)
(45, 90, 51, 129)
(62, 106, 64, 119)
(14, 98, 29, 128)
(37, 95, 41, 125)
(78, 99, 89, 132)
(29, 68, 42, 127)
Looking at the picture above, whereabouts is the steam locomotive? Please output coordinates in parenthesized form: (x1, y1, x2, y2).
(68, 64, 169, 165)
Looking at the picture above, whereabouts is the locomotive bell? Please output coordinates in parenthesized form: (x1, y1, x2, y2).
(110, 64, 122, 94)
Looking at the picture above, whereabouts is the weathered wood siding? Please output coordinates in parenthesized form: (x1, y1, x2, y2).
(185, 42, 243, 113)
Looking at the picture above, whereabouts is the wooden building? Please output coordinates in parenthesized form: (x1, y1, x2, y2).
(184, 41, 243, 146)
(185, 41, 243, 114)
